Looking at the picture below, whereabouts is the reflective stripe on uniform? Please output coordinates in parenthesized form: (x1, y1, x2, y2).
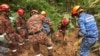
(47, 46, 53, 49)
(0, 35, 5, 41)
(36, 54, 41, 56)
(12, 49, 17, 52)
(18, 42, 24, 45)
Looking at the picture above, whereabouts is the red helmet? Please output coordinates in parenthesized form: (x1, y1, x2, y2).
(61, 18, 69, 25)
(17, 8, 25, 15)
(0, 4, 10, 11)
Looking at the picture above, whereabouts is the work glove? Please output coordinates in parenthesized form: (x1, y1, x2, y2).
(78, 31, 84, 37)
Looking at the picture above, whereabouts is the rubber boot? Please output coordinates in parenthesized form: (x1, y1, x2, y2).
(11, 50, 18, 56)
(48, 49, 53, 56)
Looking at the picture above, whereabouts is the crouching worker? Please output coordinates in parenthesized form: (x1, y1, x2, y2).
(27, 9, 53, 56)
(58, 18, 69, 38)
(53, 18, 69, 43)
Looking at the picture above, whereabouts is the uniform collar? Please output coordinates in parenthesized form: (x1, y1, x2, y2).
(79, 12, 86, 17)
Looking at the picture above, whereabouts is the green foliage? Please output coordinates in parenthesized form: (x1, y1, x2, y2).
(4, 0, 63, 30)
(0, 0, 100, 30)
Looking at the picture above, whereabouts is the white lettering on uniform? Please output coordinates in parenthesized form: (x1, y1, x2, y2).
(86, 16, 94, 22)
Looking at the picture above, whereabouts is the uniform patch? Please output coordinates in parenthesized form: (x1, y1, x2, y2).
(86, 16, 94, 22)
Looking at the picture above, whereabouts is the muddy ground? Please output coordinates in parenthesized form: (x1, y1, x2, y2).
(3, 28, 100, 56)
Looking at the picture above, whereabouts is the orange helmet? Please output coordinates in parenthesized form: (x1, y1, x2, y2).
(71, 5, 80, 15)
(17, 8, 25, 15)
(0, 4, 10, 11)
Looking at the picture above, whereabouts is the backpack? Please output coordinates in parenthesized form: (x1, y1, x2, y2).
(27, 15, 43, 33)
